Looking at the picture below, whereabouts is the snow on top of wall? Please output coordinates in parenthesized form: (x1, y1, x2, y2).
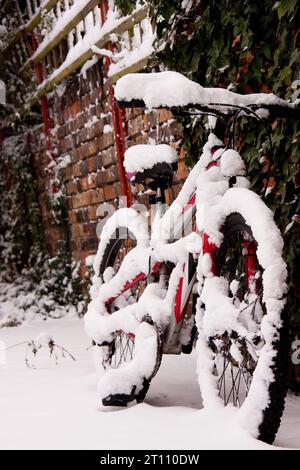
(124, 144, 178, 173)
(115, 71, 288, 109)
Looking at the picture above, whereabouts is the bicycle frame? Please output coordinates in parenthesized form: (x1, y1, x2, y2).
(104, 139, 260, 354)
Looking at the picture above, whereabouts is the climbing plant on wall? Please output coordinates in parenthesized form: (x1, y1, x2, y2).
(0, 134, 86, 325)
(117, 0, 300, 326)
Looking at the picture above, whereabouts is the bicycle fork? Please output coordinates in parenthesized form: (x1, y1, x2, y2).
(162, 254, 197, 354)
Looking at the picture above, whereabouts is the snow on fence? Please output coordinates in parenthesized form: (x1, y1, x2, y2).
(2, 0, 155, 107)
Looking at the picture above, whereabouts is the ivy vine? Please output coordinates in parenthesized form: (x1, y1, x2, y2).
(0, 134, 86, 324)
(117, 0, 300, 326)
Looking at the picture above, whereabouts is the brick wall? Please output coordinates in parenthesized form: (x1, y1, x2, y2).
(29, 61, 188, 277)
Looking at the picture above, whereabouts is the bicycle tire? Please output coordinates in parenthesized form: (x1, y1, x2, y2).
(197, 211, 289, 444)
(97, 224, 163, 406)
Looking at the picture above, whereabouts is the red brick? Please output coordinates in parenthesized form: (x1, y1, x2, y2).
(132, 135, 145, 145)
(81, 94, 91, 110)
(143, 114, 151, 132)
(66, 196, 73, 209)
(80, 127, 89, 142)
(72, 191, 92, 209)
(76, 208, 89, 223)
(70, 163, 81, 178)
(88, 173, 97, 189)
(80, 160, 89, 176)
(96, 170, 106, 187)
(126, 107, 143, 119)
(97, 132, 114, 150)
(103, 184, 117, 201)
(71, 119, 77, 133)
(105, 165, 118, 183)
(89, 140, 98, 156)
(89, 120, 103, 139)
(79, 223, 96, 237)
(81, 140, 98, 159)
(128, 114, 144, 137)
(71, 100, 81, 117)
(64, 135, 74, 151)
(60, 139, 67, 154)
(101, 147, 116, 167)
(90, 187, 104, 204)
(87, 157, 95, 172)
(88, 205, 97, 220)
(68, 211, 77, 223)
(176, 159, 189, 180)
(56, 125, 66, 140)
(80, 176, 89, 191)
(91, 87, 101, 103)
(70, 239, 79, 252)
(71, 223, 81, 238)
(89, 105, 97, 118)
(81, 237, 98, 251)
(79, 264, 88, 278)
(159, 109, 173, 123)
(63, 107, 70, 122)
(75, 113, 86, 129)
(66, 180, 78, 195)
(76, 146, 83, 161)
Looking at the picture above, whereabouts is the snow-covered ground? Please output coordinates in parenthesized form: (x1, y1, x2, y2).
(0, 317, 299, 450)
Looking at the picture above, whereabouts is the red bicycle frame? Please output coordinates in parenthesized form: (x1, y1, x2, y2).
(105, 158, 258, 340)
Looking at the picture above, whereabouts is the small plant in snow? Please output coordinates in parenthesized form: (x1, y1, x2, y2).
(4, 332, 76, 368)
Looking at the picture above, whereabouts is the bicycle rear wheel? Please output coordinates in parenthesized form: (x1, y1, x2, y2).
(95, 224, 163, 406)
(197, 212, 288, 444)
(99, 226, 147, 368)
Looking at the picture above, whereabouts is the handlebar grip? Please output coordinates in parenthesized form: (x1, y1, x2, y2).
(254, 102, 300, 119)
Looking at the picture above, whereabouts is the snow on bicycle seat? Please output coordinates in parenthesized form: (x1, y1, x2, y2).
(116, 71, 287, 110)
(124, 144, 178, 186)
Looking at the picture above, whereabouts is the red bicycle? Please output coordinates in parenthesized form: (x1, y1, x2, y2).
(85, 71, 299, 444)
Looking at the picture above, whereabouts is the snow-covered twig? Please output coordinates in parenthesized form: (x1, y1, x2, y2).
(2, 333, 76, 368)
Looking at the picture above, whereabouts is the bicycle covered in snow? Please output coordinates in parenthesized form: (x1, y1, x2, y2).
(84, 71, 300, 444)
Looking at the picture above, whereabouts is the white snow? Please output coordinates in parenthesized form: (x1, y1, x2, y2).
(115, 71, 289, 109)
(108, 17, 156, 78)
(103, 124, 113, 134)
(80, 55, 98, 79)
(220, 149, 246, 177)
(0, 317, 299, 449)
(124, 144, 178, 173)
(91, 207, 149, 302)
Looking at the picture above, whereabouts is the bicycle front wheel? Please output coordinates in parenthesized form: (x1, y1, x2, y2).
(197, 193, 289, 444)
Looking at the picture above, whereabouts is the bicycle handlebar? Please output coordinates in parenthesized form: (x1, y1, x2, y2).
(117, 99, 300, 120)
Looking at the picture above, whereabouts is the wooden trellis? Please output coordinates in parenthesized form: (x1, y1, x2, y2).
(1, 0, 154, 105)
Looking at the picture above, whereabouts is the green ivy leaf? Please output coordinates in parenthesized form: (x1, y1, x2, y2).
(277, 0, 298, 19)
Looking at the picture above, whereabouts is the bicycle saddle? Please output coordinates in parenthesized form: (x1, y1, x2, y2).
(124, 144, 178, 190)
(131, 161, 177, 191)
